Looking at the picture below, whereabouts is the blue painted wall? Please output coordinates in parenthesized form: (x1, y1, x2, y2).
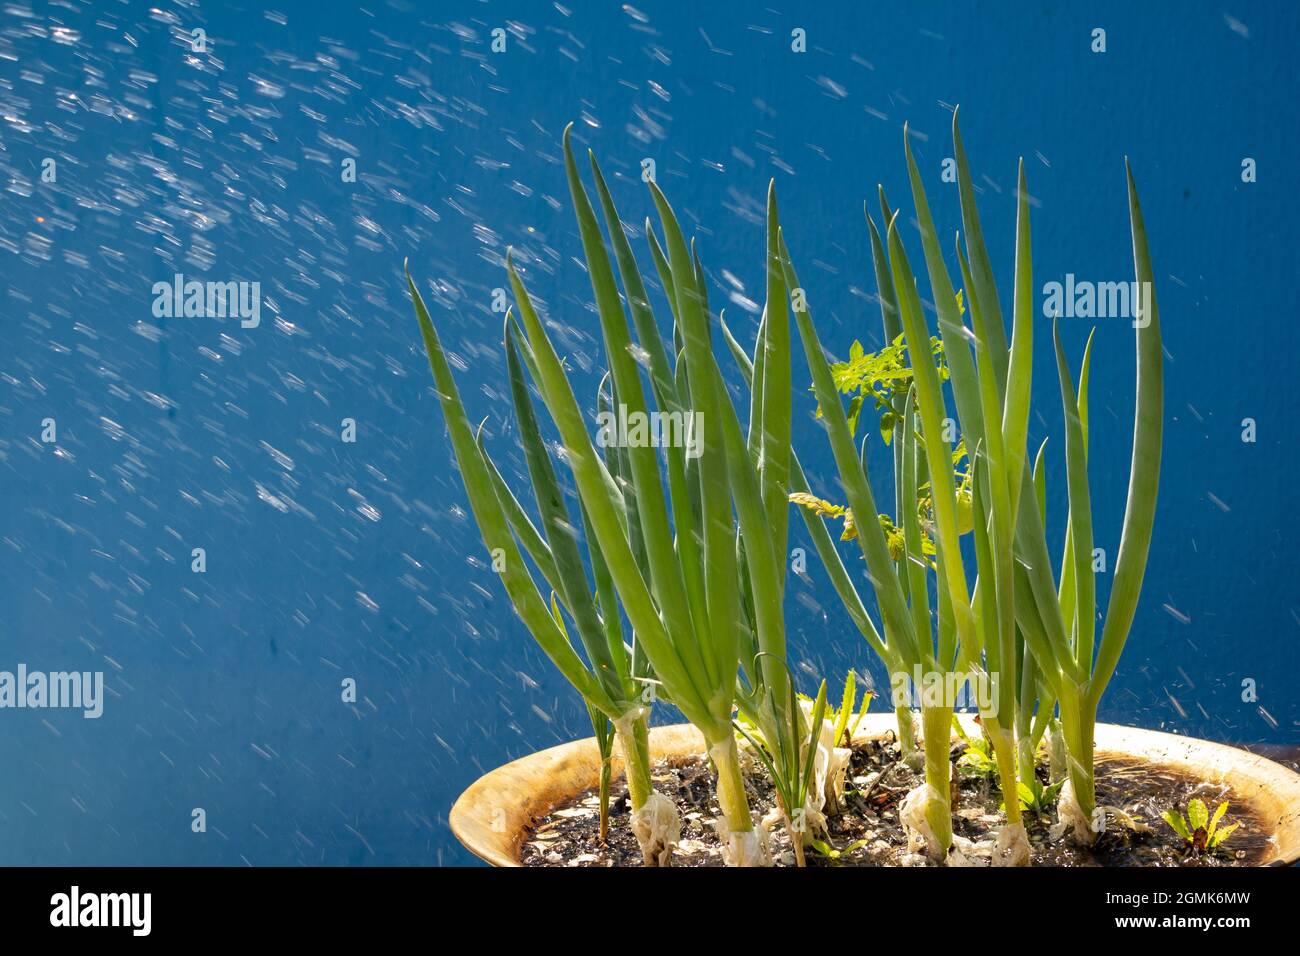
(0, 0, 1295, 865)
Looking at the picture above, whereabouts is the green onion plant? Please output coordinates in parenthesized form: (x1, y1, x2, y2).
(411, 125, 817, 866)
(1007, 162, 1163, 845)
(719, 299, 879, 867)
(408, 278, 674, 864)
(719, 182, 844, 867)
(784, 111, 1037, 864)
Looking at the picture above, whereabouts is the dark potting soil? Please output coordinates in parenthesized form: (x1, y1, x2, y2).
(520, 734, 1276, 867)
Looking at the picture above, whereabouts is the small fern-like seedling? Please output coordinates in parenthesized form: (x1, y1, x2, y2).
(1161, 799, 1239, 854)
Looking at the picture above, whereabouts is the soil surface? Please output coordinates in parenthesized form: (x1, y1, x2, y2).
(521, 733, 1277, 867)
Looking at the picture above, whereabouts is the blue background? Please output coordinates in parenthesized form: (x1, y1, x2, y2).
(0, 1, 1295, 865)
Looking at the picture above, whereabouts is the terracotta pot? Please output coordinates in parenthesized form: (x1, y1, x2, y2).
(449, 715, 1300, 867)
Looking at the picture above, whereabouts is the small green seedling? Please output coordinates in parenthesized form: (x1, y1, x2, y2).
(808, 837, 869, 864)
(1161, 799, 1239, 854)
(1014, 777, 1064, 815)
(953, 717, 998, 780)
(735, 678, 829, 868)
(827, 670, 871, 747)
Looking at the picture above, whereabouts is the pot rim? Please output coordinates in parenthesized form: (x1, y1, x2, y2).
(449, 715, 1300, 867)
